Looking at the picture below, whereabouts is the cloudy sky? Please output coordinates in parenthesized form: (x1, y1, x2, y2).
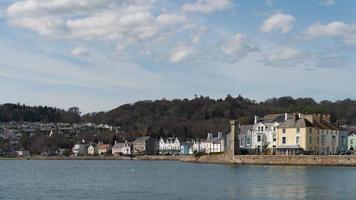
(0, 0, 355, 113)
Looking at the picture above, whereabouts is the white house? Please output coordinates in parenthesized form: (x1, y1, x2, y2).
(200, 132, 225, 154)
(251, 121, 280, 152)
(159, 137, 181, 155)
(87, 144, 96, 156)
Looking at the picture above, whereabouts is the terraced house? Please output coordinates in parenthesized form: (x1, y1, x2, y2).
(276, 114, 317, 155)
(276, 114, 340, 155)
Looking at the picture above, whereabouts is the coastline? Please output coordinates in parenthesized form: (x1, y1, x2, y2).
(1, 155, 356, 166)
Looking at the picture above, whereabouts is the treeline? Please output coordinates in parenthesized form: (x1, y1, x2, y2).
(2, 96, 356, 139)
(0, 103, 80, 123)
(81, 95, 356, 139)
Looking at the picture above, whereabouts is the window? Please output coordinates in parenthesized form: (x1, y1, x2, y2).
(282, 137, 286, 144)
(272, 126, 276, 131)
(321, 135, 325, 145)
(309, 128, 312, 134)
(296, 136, 300, 144)
(296, 128, 300, 133)
(282, 129, 286, 134)
(273, 134, 277, 142)
(261, 127, 264, 132)
(309, 136, 312, 144)
(246, 138, 250, 145)
(257, 135, 261, 142)
(317, 136, 320, 145)
(342, 136, 345, 145)
(240, 139, 243, 146)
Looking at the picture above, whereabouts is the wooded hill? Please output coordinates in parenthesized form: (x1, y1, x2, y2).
(2, 95, 356, 139)
(81, 95, 356, 139)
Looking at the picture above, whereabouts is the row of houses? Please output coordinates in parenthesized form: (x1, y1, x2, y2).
(238, 113, 356, 155)
(72, 133, 228, 156)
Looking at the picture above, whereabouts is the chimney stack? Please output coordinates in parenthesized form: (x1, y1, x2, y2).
(254, 115, 258, 124)
(284, 113, 288, 121)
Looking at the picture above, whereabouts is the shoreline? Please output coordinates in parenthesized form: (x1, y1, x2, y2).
(1, 155, 356, 166)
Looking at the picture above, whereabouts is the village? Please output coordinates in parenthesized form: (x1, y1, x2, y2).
(1, 112, 356, 158)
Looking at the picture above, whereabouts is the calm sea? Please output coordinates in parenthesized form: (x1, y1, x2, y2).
(0, 160, 355, 200)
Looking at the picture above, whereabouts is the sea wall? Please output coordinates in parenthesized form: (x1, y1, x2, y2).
(231, 155, 356, 166)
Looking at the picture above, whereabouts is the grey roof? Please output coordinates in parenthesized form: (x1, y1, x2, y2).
(262, 114, 291, 123)
(134, 136, 151, 143)
(278, 118, 315, 128)
(239, 125, 253, 135)
(112, 143, 126, 149)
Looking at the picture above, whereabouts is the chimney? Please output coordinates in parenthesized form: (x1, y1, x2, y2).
(207, 133, 213, 139)
(322, 114, 331, 123)
(284, 113, 288, 121)
(254, 115, 258, 124)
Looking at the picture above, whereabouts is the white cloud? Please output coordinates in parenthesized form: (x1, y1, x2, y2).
(5, 0, 193, 57)
(305, 21, 349, 37)
(260, 13, 296, 33)
(71, 47, 90, 57)
(221, 33, 259, 61)
(304, 21, 356, 45)
(182, 0, 232, 14)
(267, 48, 303, 62)
(170, 44, 194, 63)
(321, 0, 335, 6)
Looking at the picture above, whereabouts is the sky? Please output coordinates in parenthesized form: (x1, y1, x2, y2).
(0, 0, 356, 113)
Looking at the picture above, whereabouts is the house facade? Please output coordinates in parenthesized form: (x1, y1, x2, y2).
(348, 131, 356, 151)
(72, 144, 89, 156)
(276, 115, 317, 155)
(87, 144, 96, 156)
(276, 114, 340, 155)
(133, 136, 157, 155)
(159, 137, 181, 155)
(97, 144, 112, 155)
(112, 142, 132, 155)
(238, 125, 253, 151)
(302, 114, 340, 155)
(200, 132, 225, 154)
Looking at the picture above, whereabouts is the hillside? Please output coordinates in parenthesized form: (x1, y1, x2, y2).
(81, 95, 356, 139)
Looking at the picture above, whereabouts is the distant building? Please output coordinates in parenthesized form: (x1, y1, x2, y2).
(87, 144, 96, 156)
(339, 128, 349, 153)
(16, 149, 30, 157)
(180, 142, 192, 155)
(97, 144, 112, 155)
(348, 131, 356, 152)
(112, 141, 132, 155)
(238, 125, 253, 152)
(72, 144, 89, 156)
(133, 136, 157, 155)
(276, 114, 316, 155)
(159, 137, 181, 155)
(200, 132, 225, 154)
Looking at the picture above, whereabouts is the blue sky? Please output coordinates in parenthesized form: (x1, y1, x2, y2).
(0, 0, 356, 113)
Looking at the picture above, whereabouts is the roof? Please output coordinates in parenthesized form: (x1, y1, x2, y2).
(239, 125, 253, 135)
(97, 144, 111, 149)
(134, 136, 151, 143)
(262, 114, 290, 123)
(278, 118, 315, 129)
(112, 143, 126, 149)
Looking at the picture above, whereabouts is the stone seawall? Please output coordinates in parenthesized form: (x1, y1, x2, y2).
(232, 155, 356, 166)
(2, 155, 356, 166)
